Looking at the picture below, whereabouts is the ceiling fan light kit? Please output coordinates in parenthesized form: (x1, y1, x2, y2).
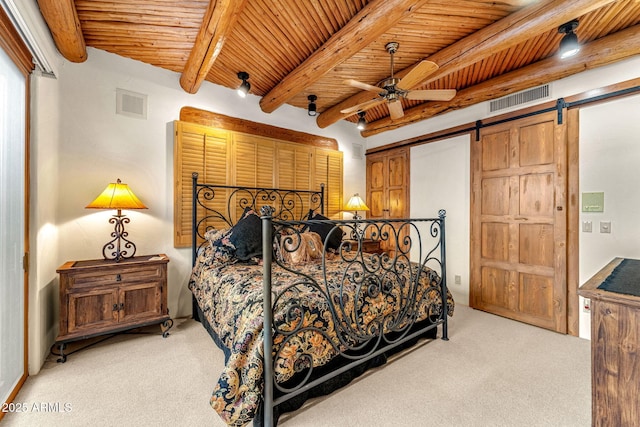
(341, 42, 456, 121)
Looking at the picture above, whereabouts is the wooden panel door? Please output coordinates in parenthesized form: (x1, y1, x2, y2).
(67, 289, 119, 334)
(120, 282, 163, 324)
(367, 154, 386, 218)
(366, 148, 409, 254)
(470, 111, 567, 332)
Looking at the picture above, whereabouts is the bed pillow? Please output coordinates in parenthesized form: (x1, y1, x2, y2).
(229, 209, 263, 261)
(305, 212, 343, 250)
(280, 231, 324, 265)
(204, 227, 235, 264)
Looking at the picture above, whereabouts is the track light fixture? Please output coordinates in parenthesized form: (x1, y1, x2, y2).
(307, 94, 317, 116)
(237, 71, 250, 97)
(558, 20, 580, 59)
(356, 111, 366, 130)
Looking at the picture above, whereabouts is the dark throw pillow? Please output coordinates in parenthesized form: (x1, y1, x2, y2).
(229, 211, 263, 261)
(306, 212, 343, 250)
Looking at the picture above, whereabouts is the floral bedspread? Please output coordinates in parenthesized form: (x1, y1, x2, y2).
(189, 244, 454, 426)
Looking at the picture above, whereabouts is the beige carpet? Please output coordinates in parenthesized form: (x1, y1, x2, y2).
(3, 305, 591, 426)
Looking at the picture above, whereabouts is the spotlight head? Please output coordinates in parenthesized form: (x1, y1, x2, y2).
(558, 20, 580, 59)
(356, 111, 366, 130)
(237, 71, 250, 97)
(307, 94, 317, 117)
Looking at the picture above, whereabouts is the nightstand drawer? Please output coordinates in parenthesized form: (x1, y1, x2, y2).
(68, 265, 164, 288)
(361, 240, 382, 253)
(344, 239, 384, 254)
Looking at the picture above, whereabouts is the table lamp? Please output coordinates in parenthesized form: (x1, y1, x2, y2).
(344, 193, 369, 238)
(344, 193, 369, 220)
(86, 178, 147, 262)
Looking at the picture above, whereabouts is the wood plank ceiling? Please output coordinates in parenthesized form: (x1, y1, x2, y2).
(37, 0, 640, 137)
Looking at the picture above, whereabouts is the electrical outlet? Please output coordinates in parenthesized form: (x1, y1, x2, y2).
(454, 275, 461, 285)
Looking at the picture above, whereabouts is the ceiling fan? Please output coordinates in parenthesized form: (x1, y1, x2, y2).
(341, 42, 456, 120)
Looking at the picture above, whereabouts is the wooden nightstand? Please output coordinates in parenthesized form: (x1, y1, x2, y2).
(345, 239, 384, 254)
(55, 254, 172, 362)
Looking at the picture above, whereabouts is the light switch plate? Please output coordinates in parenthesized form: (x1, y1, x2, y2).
(600, 221, 611, 233)
(582, 221, 592, 232)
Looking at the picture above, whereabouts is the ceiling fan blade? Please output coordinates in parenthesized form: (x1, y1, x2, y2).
(396, 60, 439, 90)
(405, 89, 456, 101)
(388, 100, 404, 120)
(343, 79, 383, 93)
(340, 98, 386, 115)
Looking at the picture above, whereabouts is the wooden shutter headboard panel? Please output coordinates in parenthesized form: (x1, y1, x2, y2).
(174, 107, 342, 247)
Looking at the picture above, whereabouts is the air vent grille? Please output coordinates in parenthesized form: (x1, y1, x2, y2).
(352, 143, 364, 159)
(116, 88, 147, 119)
(489, 84, 550, 113)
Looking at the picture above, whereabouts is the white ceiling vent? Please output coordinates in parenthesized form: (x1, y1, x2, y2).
(116, 88, 147, 119)
(489, 84, 551, 114)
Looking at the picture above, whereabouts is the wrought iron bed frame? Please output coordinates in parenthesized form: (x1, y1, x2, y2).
(191, 172, 325, 321)
(190, 173, 450, 427)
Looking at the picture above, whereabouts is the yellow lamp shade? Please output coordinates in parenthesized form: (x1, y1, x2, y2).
(86, 179, 147, 211)
(344, 194, 369, 212)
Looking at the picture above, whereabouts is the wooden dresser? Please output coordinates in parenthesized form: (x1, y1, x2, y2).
(55, 254, 172, 362)
(578, 257, 640, 426)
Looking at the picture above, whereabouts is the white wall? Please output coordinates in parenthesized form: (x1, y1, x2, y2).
(578, 93, 640, 337)
(29, 69, 61, 373)
(410, 135, 470, 305)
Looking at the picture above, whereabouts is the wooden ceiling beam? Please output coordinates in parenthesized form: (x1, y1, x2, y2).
(180, 0, 248, 94)
(258, 0, 430, 114)
(361, 25, 640, 137)
(316, 0, 617, 129)
(37, 0, 87, 62)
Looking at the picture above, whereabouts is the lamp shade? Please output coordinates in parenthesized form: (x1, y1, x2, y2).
(344, 194, 369, 211)
(86, 179, 147, 211)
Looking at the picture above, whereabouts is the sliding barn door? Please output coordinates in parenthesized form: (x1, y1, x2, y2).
(470, 111, 568, 333)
